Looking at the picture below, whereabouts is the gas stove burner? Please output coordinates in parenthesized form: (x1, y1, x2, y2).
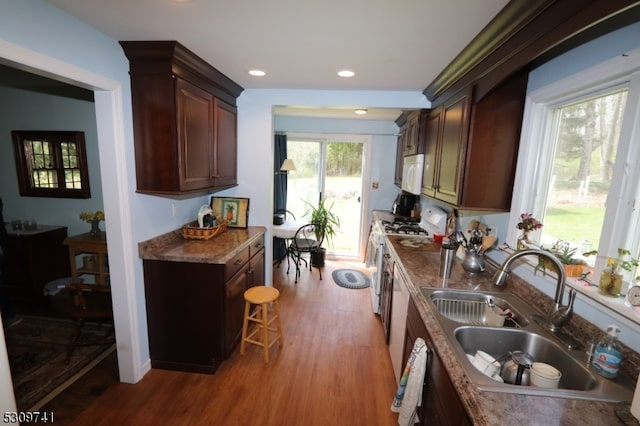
(383, 222, 429, 236)
(391, 215, 421, 224)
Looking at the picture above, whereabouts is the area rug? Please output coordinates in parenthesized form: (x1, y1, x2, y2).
(5, 315, 115, 411)
(332, 269, 371, 289)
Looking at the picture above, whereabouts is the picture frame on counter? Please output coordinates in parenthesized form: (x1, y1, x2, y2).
(210, 197, 249, 228)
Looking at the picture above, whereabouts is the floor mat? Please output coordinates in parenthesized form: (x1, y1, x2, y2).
(5, 315, 115, 411)
(331, 269, 371, 289)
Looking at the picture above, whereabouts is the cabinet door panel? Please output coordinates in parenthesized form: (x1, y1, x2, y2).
(249, 248, 265, 287)
(213, 99, 237, 188)
(435, 94, 470, 205)
(394, 135, 404, 187)
(380, 258, 393, 344)
(421, 109, 441, 197)
(176, 78, 214, 191)
(225, 265, 249, 355)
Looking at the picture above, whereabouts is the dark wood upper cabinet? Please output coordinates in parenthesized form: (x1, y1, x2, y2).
(119, 41, 243, 197)
(434, 90, 471, 206)
(421, 72, 527, 211)
(461, 71, 528, 210)
(394, 110, 427, 188)
(421, 108, 441, 197)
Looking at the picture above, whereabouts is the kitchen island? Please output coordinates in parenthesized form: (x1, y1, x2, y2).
(373, 211, 636, 425)
(139, 225, 266, 373)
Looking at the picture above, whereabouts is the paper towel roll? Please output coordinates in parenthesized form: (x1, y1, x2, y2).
(630, 375, 640, 420)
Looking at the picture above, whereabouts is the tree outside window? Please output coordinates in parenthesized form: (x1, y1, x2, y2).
(540, 90, 628, 259)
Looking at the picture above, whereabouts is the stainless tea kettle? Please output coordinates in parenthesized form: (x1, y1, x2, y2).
(500, 351, 533, 385)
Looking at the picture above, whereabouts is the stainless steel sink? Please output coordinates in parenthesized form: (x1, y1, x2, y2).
(420, 287, 633, 401)
(455, 326, 597, 391)
(429, 289, 529, 327)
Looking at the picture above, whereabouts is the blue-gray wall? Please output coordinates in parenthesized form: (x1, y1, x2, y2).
(0, 86, 103, 236)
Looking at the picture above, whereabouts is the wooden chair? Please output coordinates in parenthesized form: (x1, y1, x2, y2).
(65, 282, 115, 364)
(287, 223, 325, 284)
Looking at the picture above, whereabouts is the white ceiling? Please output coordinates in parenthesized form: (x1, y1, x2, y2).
(45, 0, 510, 120)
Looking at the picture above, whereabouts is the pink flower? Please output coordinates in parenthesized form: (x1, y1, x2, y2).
(516, 213, 543, 232)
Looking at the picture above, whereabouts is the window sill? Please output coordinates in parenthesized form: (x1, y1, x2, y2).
(489, 244, 640, 328)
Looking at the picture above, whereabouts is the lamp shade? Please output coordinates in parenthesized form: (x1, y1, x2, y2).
(280, 158, 296, 172)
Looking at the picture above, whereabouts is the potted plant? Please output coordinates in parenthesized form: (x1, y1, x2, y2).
(588, 248, 640, 296)
(303, 197, 341, 267)
(535, 240, 588, 278)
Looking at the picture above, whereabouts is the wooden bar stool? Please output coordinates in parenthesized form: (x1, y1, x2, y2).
(240, 286, 283, 363)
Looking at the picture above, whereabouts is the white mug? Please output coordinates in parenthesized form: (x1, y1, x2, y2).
(471, 350, 500, 378)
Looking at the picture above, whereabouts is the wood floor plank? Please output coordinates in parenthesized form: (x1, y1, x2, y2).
(50, 260, 398, 425)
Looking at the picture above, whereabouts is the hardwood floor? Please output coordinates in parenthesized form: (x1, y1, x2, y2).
(44, 260, 398, 425)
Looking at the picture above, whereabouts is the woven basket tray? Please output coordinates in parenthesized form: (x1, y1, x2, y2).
(182, 220, 228, 240)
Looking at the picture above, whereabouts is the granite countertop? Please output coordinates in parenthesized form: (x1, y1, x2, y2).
(138, 225, 266, 264)
(373, 210, 632, 425)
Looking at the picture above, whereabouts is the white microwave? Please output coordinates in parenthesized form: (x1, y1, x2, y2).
(401, 154, 424, 195)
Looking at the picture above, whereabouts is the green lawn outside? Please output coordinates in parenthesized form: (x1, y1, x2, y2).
(542, 205, 604, 250)
(287, 176, 362, 256)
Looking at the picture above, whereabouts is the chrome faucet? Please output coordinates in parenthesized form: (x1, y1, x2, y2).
(493, 248, 576, 332)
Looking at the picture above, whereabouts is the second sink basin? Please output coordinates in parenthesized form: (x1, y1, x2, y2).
(455, 326, 597, 391)
(420, 286, 633, 401)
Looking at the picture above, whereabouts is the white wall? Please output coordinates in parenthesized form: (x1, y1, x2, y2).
(274, 115, 402, 225)
(0, 1, 430, 394)
(0, 86, 104, 236)
(232, 90, 428, 281)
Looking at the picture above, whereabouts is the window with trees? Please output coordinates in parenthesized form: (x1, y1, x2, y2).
(512, 49, 640, 285)
(12, 130, 91, 198)
(538, 90, 628, 255)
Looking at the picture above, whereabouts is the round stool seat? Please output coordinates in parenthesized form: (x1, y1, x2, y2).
(244, 286, 279, 304)
(240, 285, 283, 363)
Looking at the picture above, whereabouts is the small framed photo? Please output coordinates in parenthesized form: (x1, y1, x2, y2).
(210, 197, 249, 228)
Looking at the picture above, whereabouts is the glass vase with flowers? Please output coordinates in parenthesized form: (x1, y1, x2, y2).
(80, 210, 105, 236)
(593, 248, 640, 296)
(516, 213, 543, 250)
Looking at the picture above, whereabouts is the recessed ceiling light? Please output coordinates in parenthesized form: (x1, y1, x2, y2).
(338, 70, 355, 78)
(249, 70, 266, 77)
(354, 109, 368, 115)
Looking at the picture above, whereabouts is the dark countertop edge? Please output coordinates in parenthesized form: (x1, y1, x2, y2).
(138, 225, 266, 264)
(5, 223, 67, 236)
(373, 210, 625, 425)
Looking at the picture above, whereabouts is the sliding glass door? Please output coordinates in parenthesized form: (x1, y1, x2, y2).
(286, 136, 365, 258)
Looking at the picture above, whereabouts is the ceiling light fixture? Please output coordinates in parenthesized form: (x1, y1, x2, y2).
(354, 109, 368, 115)
(249, 70, 266, 77)
(338, 70, 355, 78)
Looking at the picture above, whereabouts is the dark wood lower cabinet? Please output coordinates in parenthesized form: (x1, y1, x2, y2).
(142, 237, 264, 374)
(403, 297, 471, 426)
(4, 225, 70, 307)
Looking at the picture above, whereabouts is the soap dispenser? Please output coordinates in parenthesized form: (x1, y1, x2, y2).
(591, 324, 623, 379)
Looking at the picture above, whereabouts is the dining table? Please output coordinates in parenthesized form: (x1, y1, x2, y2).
(272, 219, 306, 268)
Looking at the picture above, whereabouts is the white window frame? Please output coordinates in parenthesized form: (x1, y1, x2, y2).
(511, 48, 640, 283)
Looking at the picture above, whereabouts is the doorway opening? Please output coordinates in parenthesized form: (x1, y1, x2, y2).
(285, 134, 369, 259)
